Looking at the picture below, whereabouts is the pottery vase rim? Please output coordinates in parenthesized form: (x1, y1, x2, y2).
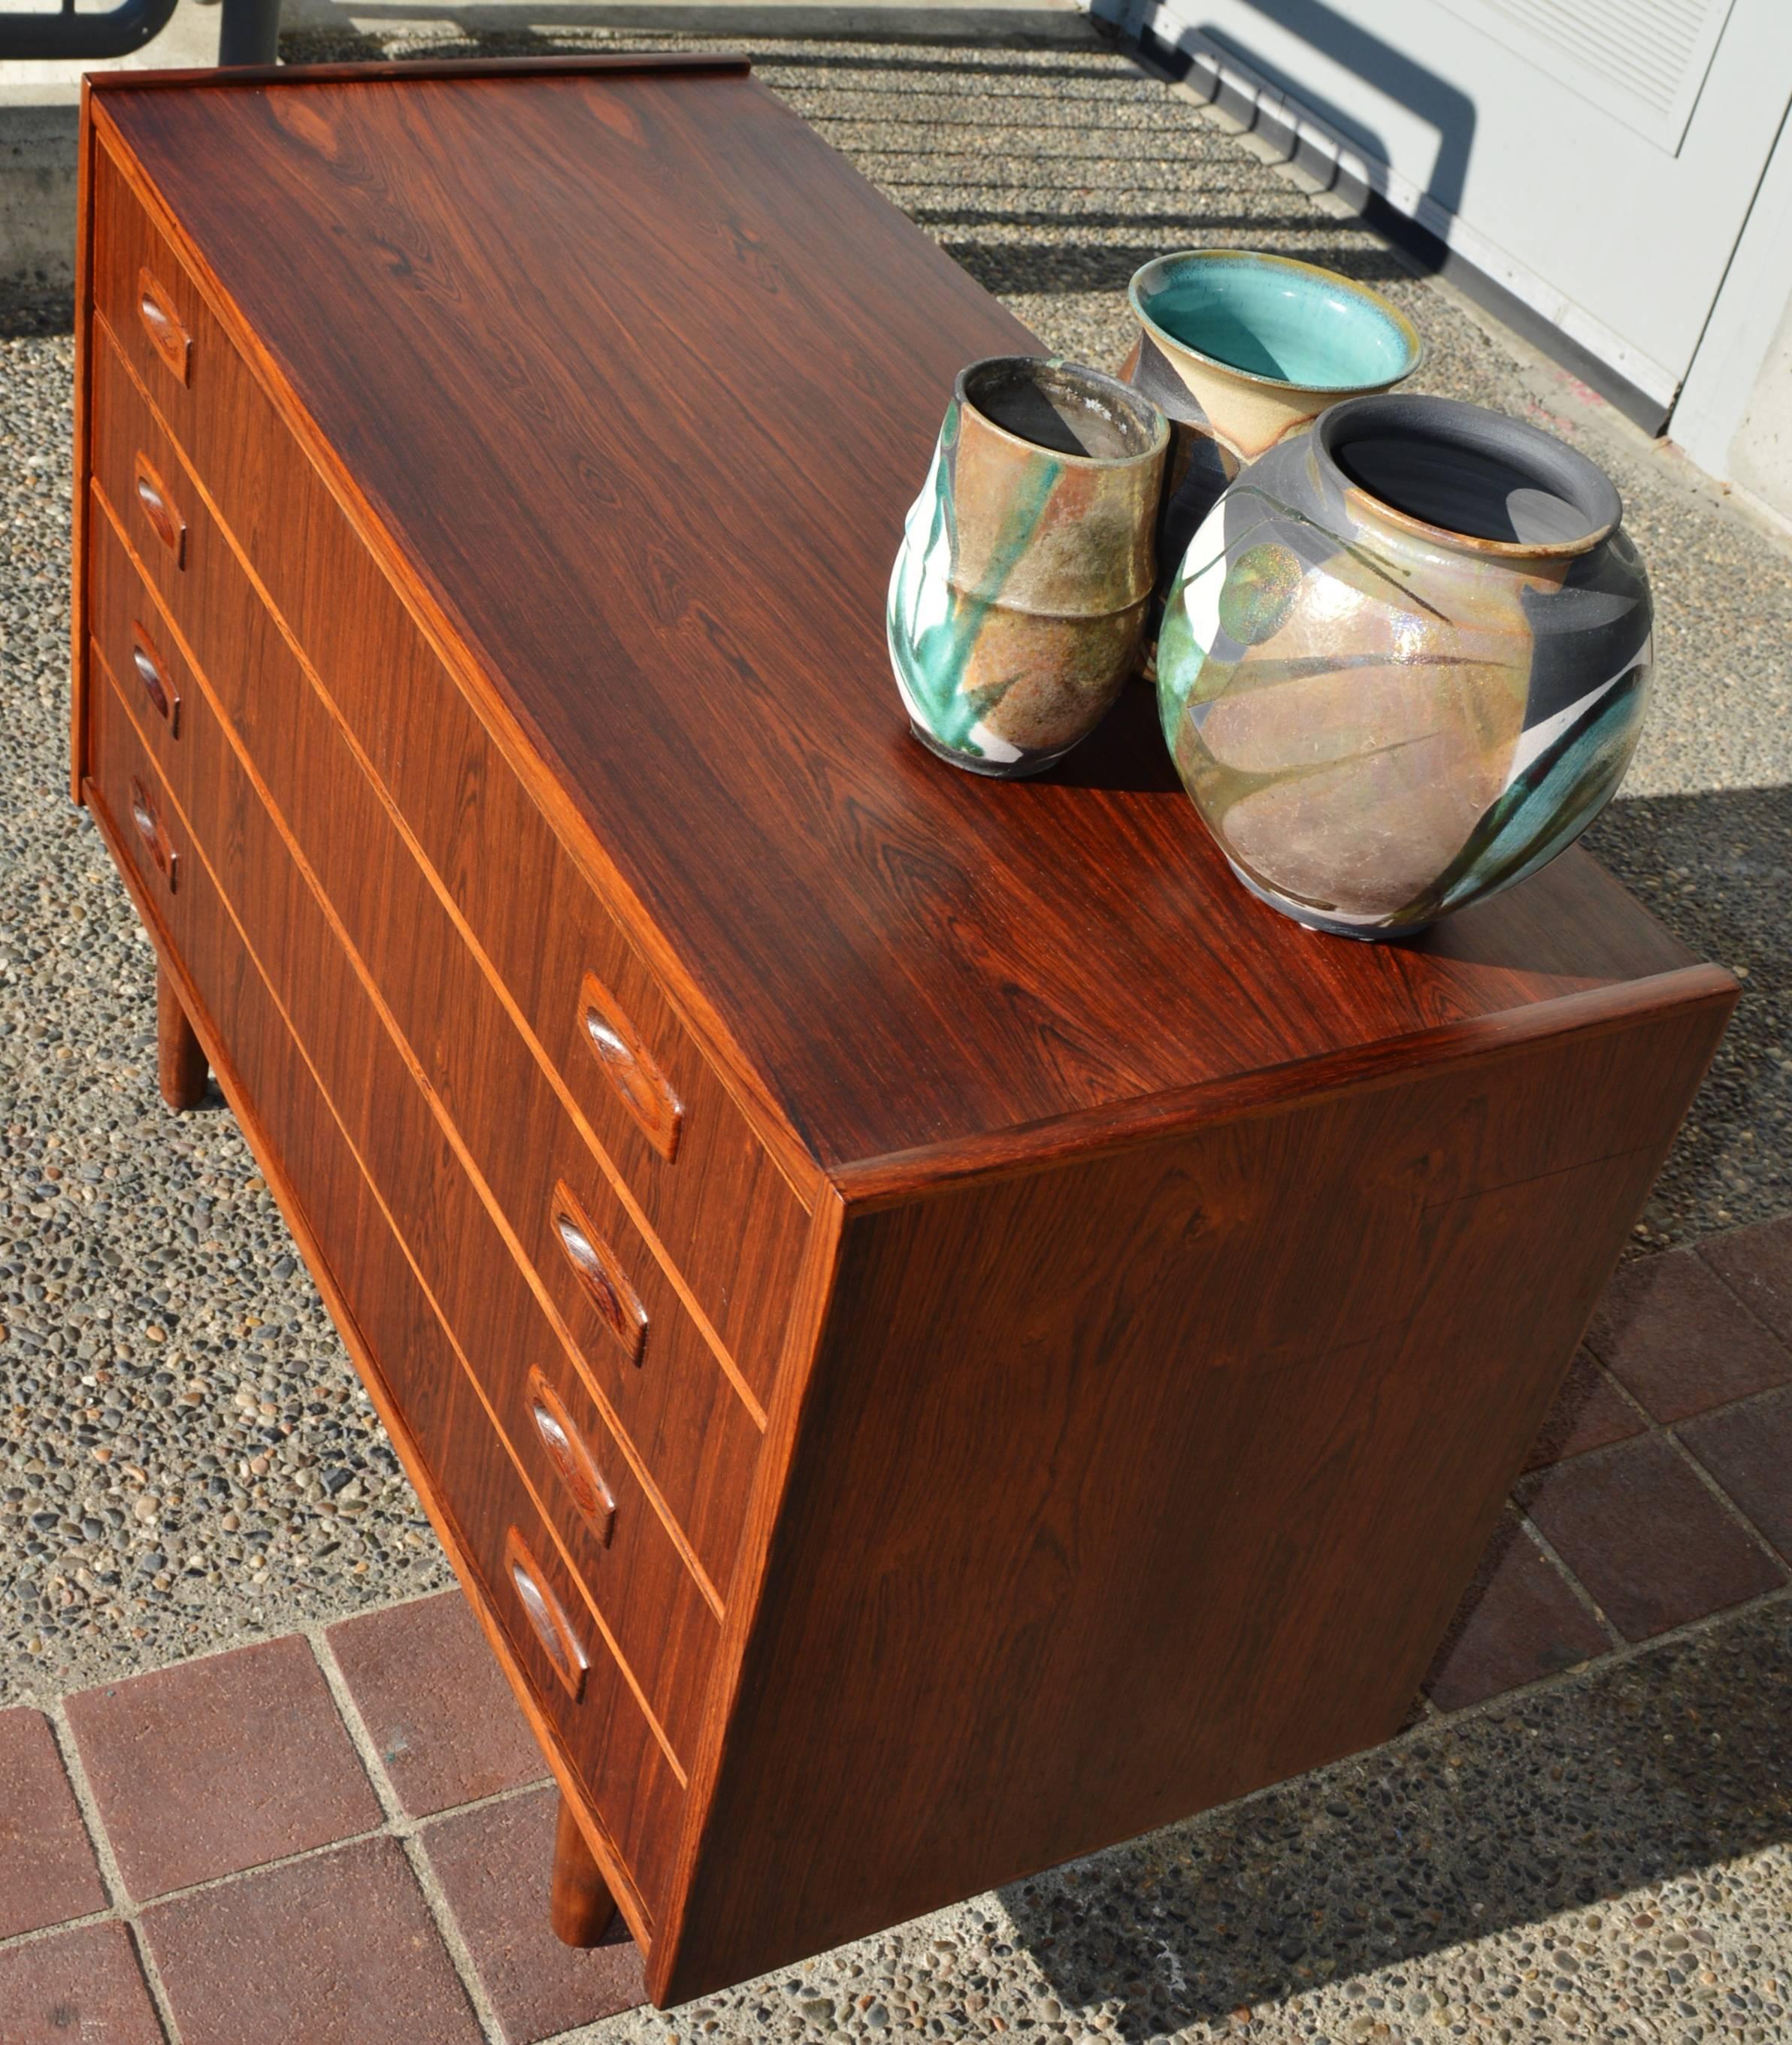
(1127, 248, 1425, 396)
(1314, 392, 1625, 562)
(954, 354, 1170, 470)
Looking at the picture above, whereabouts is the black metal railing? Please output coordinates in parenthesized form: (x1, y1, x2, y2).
(0, 0, 280, 67)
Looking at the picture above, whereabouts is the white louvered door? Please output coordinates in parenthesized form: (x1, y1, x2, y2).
(1430, 0, 1736, 153)
(1119, 0, 1792, 416)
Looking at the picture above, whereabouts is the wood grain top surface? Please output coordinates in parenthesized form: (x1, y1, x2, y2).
(94, 62, 1699, 1172)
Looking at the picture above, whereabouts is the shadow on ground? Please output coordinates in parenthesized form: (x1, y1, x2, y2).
(379, 8, 1086, 39)
(942, 237, 1412, 294)
(1588, 785, 1792, 1245)
(1002, 1594, 1792, 2037)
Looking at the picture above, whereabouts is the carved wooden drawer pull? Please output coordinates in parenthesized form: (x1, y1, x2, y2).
(136, 267, 192, 386)
(579, 970, 683, 1162)
(130, 623, 180, 732)
(551, 1180, 648, 1365)
(132, 453, 187, 567)
(128, 776, 177, 891)
(526, 1367, 617, 1548)
(504, 1524, 589, 1702)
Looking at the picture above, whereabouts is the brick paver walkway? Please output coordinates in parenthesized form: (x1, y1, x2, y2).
(1, 1220, 1787, 2043)
(0, 1592, 643, 2044)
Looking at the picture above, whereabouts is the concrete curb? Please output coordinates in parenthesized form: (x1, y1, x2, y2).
(0, 0, 221, 289)
(0, 105, 80, 292)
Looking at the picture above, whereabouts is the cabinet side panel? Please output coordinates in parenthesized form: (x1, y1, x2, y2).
(665, 986, 1733, 2000)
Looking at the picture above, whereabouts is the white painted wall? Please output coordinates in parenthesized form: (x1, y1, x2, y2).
(1727, 295, 1792, 515)
(1671, 89, 1792, 523)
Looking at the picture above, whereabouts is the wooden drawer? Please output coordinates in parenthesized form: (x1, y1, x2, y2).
(86, 427, 764, 1603)
(90, 136, 209, 443)
(88, 144, 807, 1408)
(436, 1359, 686, 1929)
(85, 664, 683, 1930)
(88, 324, 217, 664)
(86, 632, 203, 990)
(91, 620, 721, 1771)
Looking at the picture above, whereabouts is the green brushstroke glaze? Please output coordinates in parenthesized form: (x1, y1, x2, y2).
(890, 435, 1063, 759)
(1397, 666, 1648, 925)
(1217, 541, 1302, 646)
(1155, 510, 1237, 732)
(1154, 600, 1200, 752)
(1224, 484, 1455, 623)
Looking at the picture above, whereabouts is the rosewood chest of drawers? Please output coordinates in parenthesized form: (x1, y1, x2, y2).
(72, 53, 1735, 2007)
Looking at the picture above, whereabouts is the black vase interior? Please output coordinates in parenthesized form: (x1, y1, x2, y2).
(1321, 395, 1621, 549)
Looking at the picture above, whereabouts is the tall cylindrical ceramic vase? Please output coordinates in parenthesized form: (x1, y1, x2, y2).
(1123, 249, 1423, 597)
(1156, 393, 1654, 938)
(888, 355, 1168, 778)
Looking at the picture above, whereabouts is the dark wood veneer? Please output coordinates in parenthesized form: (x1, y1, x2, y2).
(155, 958, 206, 1109)
(75, 59, 1735, 2007)
(552, 1791, 619, 1948)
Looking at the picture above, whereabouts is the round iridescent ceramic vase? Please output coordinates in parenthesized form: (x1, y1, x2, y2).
(888, 355, 1168, 778)
(1156, 392, 1654, 939)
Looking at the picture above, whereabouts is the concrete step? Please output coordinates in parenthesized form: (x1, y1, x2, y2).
(1, 0, 222, 288)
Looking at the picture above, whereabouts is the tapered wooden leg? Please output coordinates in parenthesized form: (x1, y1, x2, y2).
(550, 1793, 616, 1947)
(156, 963, 209, 1112)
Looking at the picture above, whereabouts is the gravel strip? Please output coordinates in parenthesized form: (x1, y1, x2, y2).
(0, 29, 1787, 2039)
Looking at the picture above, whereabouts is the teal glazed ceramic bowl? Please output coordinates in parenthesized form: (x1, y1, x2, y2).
(1122, 249, 1424, 607)
(1130, 249, 1422, 416)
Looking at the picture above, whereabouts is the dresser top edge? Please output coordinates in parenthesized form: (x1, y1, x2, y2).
(828, 959, 1739, 1210)
(83, 50, 753, 93)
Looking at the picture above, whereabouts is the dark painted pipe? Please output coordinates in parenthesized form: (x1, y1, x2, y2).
(216, 0, 282, 65)
(0, 0, 280, 66)
(0, 0, 179, 62)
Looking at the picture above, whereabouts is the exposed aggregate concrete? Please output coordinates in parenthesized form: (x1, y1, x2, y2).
(1, 21, 1788, 2041)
